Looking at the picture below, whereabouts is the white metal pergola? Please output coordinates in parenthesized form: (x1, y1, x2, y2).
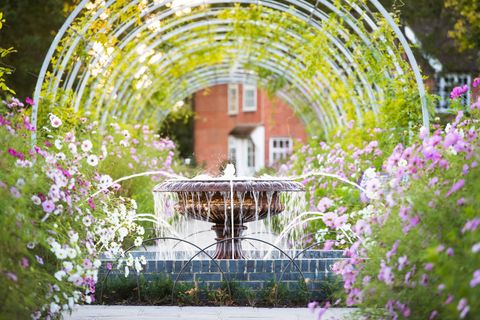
(32, 0, 428, 141)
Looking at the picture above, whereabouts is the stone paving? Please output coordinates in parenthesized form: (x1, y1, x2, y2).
(64, 306, 356, 319)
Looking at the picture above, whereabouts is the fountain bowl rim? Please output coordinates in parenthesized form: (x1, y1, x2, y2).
(153, 178, 305, 193)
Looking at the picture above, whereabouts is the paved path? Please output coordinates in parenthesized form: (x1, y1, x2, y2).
(64, 306, 356, 320)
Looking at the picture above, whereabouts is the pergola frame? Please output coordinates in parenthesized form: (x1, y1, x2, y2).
(32, 0, 428, 141)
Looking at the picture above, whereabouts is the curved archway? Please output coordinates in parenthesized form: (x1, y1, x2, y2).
(33, 0, 428, 141)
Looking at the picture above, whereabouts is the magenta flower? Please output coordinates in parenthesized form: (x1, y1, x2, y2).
(473, 77, 480, 88)
(42, 200, 55, 213)
(25, 97, 35, 105)
(450, 85, 468, 99)
(106, 262, 113, 270)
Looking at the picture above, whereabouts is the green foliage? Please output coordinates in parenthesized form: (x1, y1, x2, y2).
(96, 276, 317, 307)
(0, 1, 77, 97)
(359, 156, 480, 318)
(445, 0, 480, 56)
(0, 12, 16, 95)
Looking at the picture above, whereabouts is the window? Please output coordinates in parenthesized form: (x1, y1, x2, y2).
(228, 84, 238, 115)
(247, 139, 255, 168)
(269, 138, 293, 165)
(436, 74, 471, 112)
(228, 137, 237, 164)
(243, 85, 257, 112)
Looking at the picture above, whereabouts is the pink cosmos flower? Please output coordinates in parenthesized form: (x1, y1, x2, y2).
(42, 200, 55, 213)
(398, 255, 408, 271)
(445, 179, 465, 197)
(446, 247, 454, 256)
(470, 270, 480, 288)
(471, 97, 480, 110)
(472, 243, 480, 253)
(457, 298, 469, 318)
(378, 260, 394, 285)
(20, 257, 29, 268)
(308, 301, 319, 312)
(5, 272, 17, 282)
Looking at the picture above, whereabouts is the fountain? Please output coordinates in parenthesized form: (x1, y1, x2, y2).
(153, 165, 304, 259)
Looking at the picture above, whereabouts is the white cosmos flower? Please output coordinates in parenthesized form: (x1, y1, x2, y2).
(82, 216, 92, 227)
(134, 258, 142, 273)
(55, 249, 67, 260)
(93, 259, 102, 268)
(63, 261, 74, 272)
(67, 248, 77, 259)
(50, 115, 62, 128)
(124, 266, 130, 277)
(54, 139, 63, 150)
(81, 140, 93, 152)
(50, 302, 60, 314)
(139, 256, 147, 265)
(99, 174, 113, 189)
(136, 226, 145, 235)
(56, 152, 66, 161)
(398, 159, 408, 168)
(68, 143, 78, 154)
(54, 270, 66, 281)
(86, 155, 99, 166)
(31, 195, 41, 205)
(118, 227, 128, 239)
(134, 237, 143, 247)
(364, 167, 377, 179)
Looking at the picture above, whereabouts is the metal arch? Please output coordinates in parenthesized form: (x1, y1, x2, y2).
(33, 0, 429, 142)
(66, 5, 387, 120)
(93, 14, 378, 126)
(36, 1, 412, 103)
(98, 22, 372, 125)
(37, 2, 406, 126)
(367, 0, 429, 128)
(71, 13, 380, 127)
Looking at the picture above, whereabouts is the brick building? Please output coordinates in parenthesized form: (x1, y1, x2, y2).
(193, 84, 307, 176)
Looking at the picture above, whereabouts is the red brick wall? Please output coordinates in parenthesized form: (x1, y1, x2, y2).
(193, 84, 307, 174)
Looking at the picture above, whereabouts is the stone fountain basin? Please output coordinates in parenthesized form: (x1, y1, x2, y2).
(154, 179, 304, 224)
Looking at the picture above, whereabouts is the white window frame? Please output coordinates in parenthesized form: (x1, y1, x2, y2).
(242, 85, 257, 112)
(269, 137, 293, 166)
(436, 73, 471, 112)
(247, 139, 255, 169)
(228, 84, 239, 115)
(228, 136, 237, 165)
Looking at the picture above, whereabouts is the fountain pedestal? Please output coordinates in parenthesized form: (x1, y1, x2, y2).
(212, 224, 247, 259)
